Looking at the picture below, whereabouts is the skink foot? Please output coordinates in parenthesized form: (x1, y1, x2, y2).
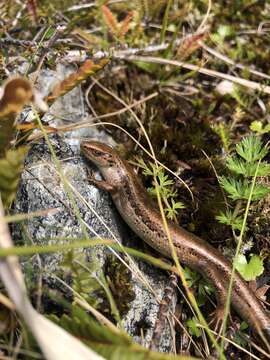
(208, 306, 232, 338)
(87, 170, 115, 193)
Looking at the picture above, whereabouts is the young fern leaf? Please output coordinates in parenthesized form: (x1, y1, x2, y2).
(217, 135, 270, 234)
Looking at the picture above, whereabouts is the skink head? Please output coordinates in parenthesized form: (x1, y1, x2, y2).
(81, 141, 117, 168)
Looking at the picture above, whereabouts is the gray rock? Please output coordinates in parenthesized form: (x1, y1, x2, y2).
(12, 66, 178, 353)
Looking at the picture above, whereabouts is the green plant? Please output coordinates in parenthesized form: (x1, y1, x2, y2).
(133, 158, 185, 222)
(61, 251, 104, 308)
(250, 120, 270, 135)
(60, 251, 135, 323)
(0, 147, 29, 208)
(50, 304, 196, 360)
(234, 253, 264, 281)
(216, 135, 270, 244)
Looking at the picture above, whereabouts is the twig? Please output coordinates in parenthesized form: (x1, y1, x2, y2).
(115, 54, 270, 95)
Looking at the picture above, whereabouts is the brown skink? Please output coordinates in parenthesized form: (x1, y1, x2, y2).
(81, 140, 270, 347)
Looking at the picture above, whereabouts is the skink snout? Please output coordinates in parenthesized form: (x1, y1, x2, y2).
(81, 140, 116, 167)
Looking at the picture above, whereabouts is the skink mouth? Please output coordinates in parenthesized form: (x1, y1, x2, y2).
(80, 141, 100, 154)
(80, 141, 91, 151)
(80, 141, 98, 162)
(80, 141, 91, 156)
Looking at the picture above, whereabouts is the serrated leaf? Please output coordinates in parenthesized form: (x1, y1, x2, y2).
(218, 177, 244, 200)
(165, 198, 185, 220)
(235, 254, 264, 281)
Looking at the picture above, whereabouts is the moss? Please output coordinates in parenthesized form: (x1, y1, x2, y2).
(104, 254, 135, 317)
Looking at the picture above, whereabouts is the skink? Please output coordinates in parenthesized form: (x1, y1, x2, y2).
(81, 140, 270, 347)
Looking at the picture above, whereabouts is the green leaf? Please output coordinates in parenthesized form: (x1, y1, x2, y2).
(132, 157, 154, 176)
(183, 267, 200, 287)
(252, 162, 270, 177)
(236, 136, 268, 162)
(249, 183, 269, 200)
(250, 120, 263, 133)
(219, 177, 269, 201)
(216, 210, 245, 232)
(0, 147, 29, 208)
(133, 61, 159, 74)
(186, 317, 202, 338)
(226, 157, 270, 177)
(250, 121, 270, 135)
(165, 198, 185, 220)
(218, 177, 245, 200)
(226, 157, 246, 176)
(235, 254, 264, 281)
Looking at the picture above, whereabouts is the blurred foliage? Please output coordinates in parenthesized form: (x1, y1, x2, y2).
(0, 147, 28, 208)
(51, 305, 198, 360)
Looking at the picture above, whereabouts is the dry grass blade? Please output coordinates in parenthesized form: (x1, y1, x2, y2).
(118, 54, 270, 94)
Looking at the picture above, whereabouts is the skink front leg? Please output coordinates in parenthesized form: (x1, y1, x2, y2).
(87, 170, 117, 194)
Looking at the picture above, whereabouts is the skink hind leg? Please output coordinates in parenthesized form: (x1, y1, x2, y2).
(208, 303, 232, 336)
(202, 266, 231, 336)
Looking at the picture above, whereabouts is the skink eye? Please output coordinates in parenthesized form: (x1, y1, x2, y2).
(91, 149, 103, 157)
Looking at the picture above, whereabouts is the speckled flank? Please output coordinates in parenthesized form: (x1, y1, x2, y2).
(81, 141, 270, 348)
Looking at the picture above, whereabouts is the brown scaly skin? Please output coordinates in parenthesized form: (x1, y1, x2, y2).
(81, 140, 270, 349)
